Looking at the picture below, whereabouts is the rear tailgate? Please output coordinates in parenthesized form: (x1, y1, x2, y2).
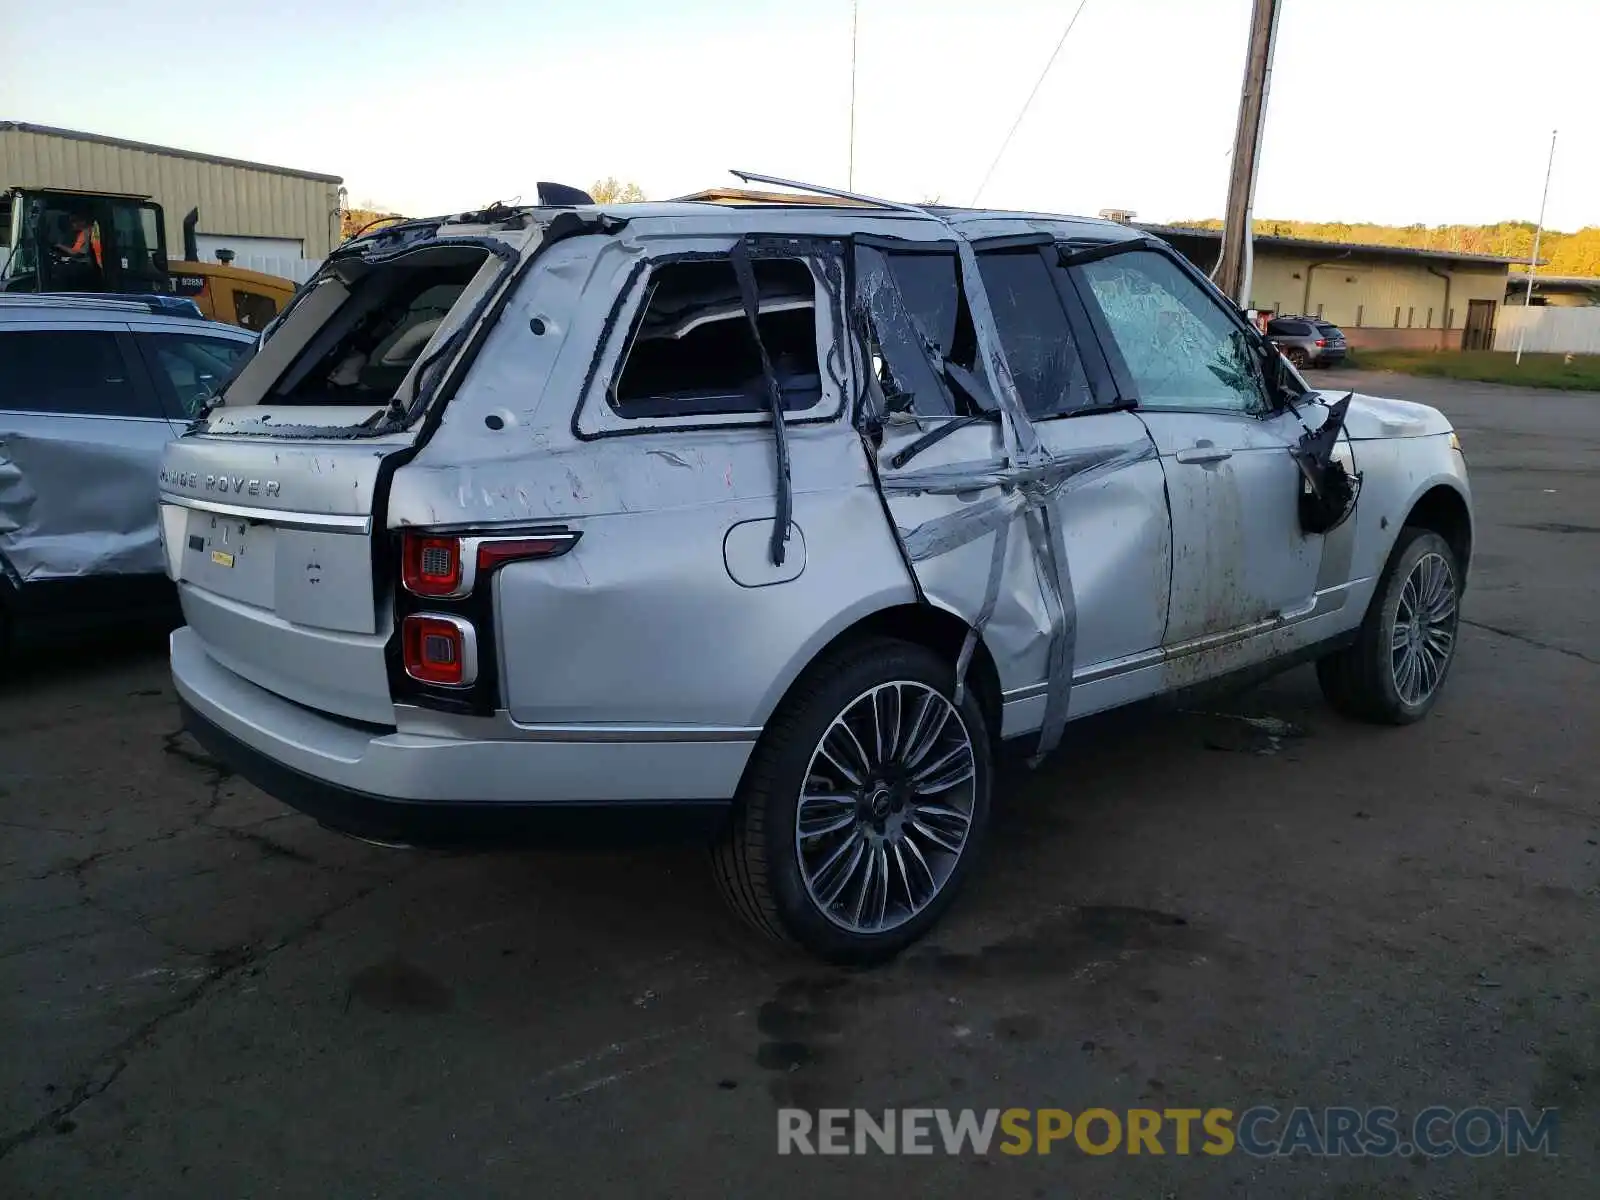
(160, 436, 409, 723)
(159, 217, 538, 724)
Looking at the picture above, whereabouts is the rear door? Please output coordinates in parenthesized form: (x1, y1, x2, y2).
(0, 322, 176, 583)
(859, 237, 1171, 739)
(1067, 246, 1324, 649)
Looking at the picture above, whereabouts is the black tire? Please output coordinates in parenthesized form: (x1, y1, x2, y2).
(1317, 527, 1461, 724)
(711, 637, 993, 965)
(1286, 347, 1310, 369)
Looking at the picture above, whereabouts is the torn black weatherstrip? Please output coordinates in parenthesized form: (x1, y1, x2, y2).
(889, 411, 996, 469)
(1056, 237, 1156, 268)
(729, 235, 793, 566)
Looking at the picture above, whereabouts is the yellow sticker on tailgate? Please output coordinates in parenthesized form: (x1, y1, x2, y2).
(211, 550, 235, 568)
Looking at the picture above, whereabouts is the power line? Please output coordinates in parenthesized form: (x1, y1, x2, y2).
(969, 0, 1091, 206)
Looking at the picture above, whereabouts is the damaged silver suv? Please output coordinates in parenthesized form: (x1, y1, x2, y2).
(160, 175, 1473, 962)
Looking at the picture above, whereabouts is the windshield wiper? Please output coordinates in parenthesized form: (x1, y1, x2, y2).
(1060, 399, 1139, 418)
(889, 410, 1001, 469)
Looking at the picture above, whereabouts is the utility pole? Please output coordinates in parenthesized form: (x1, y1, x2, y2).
(1213, 0, 1282, 310)
(1515, 128, 1557, 365)
(847, 0, 859, 189)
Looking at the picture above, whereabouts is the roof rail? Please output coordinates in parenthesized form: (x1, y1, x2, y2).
(727, 170, 932, 217)
(0, 292, 206, 318)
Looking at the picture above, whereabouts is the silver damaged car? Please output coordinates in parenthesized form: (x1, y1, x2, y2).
(159, 176, 1473, 962)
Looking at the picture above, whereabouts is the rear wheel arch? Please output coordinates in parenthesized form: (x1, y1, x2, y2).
(753, 602, 1003, 750)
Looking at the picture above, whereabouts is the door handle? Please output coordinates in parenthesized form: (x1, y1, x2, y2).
(1175, 445, 1233, 465)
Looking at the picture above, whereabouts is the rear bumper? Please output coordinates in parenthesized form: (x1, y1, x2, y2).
(171, 626, 748, 847)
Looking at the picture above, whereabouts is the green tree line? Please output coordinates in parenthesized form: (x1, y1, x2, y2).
(1171, 218, 1600, 277)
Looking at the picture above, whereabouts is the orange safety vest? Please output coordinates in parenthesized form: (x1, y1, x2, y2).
(70, 226, 103, 266)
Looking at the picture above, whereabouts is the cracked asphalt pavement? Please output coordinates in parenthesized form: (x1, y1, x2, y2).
(2, 370, 1597, 1197)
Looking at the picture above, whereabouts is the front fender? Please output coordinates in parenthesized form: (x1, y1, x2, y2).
(1346, 432, 1473, 602)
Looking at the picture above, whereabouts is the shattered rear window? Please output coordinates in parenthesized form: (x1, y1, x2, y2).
(854, 244, 984, 419)
(610, 258, 821, 420)
(267, 263, 481, 406)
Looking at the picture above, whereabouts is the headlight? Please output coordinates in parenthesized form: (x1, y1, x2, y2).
(1449, 431, 1463, 454)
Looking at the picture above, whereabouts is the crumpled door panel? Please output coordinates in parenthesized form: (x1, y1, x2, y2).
(0, 418, 173, 581)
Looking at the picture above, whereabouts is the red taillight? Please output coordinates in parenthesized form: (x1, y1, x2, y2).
(402, 533, 463, 597)
(1315, 338, 1327, 347)
(476, 536, 578, 572)
(402, 614, 476, 687)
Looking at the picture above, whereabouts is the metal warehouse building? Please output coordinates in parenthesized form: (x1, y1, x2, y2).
(1, 122, 343, 278)
(1144, 224, 1520, 352)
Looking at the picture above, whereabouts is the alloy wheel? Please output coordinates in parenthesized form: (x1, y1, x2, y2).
(794, 681, 977, 934)
(1390, 551, 1457, 706)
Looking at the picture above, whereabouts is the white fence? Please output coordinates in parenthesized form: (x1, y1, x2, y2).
(0, 245, 319, 285)
(214, 254, 322, 283)
(1494, 306, 1600, 355)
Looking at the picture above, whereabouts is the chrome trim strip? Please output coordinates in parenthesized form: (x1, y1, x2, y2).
(1072, 646, 1167, 686)
(1003, 585, 1371, 702)
(1162, 616, 1281, 659)
(159, 493, 372, 534)
(1278, 595, 1320, 621)
(502, 721, 760, 743)
(7, 410, 172, 424)
(392, 705, 762, 743)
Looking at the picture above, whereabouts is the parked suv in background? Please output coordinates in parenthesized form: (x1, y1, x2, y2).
(0, 295, 256, 644)
(1267, 315, 1348, 368)
(161, 182, 1472, 963)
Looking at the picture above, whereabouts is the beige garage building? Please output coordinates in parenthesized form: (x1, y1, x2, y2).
(1, 121, 343, 277)
(1143, 224, 1520, 351)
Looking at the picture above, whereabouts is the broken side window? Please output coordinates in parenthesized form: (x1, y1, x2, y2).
(610, 258, 821, 420)
(854, 244, 987, 420)
(1075, 249, 1269, 414)
(974, 247, 1094, 418)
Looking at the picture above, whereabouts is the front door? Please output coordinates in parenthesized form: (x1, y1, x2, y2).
(1067, 246, 1325, 651)
(1463, 299, 1497, 350)
(857, 237, 1172, 740)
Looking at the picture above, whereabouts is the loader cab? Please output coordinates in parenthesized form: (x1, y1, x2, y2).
(1, 188, 169, 296)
